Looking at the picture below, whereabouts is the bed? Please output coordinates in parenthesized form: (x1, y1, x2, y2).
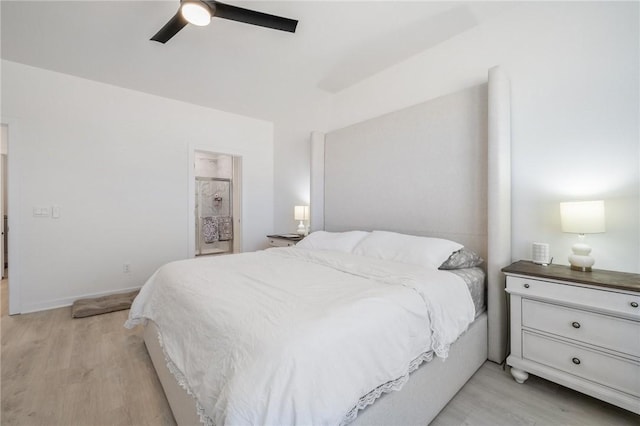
(126, 67, 512, 425)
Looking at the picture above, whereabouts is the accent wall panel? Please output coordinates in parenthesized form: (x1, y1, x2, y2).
(324, 84, 488, 259)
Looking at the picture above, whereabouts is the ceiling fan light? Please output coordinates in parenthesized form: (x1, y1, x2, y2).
(181, 2, 212, 26)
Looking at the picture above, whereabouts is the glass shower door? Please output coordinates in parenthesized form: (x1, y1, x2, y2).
(196, 177, 233, 255)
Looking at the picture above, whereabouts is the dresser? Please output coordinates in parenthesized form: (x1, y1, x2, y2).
(503, 260, 640, 414)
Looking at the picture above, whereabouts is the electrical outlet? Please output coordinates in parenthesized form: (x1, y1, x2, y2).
(33, 206, 50, 217)
(123, 263, 131, 273)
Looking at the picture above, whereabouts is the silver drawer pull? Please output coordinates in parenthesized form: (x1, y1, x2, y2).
(571, 321, 581, 329)
(631, 302, 639, 308)
(523, 283, 530, 289)
(572, 357, 581, 365)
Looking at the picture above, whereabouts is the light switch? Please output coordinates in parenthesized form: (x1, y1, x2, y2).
(52, 205, 60, 219)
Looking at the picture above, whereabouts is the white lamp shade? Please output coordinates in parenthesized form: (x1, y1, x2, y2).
(181, 2, 212, 26)
(560, 200, 605, 234)
(294, 205, 309, 221)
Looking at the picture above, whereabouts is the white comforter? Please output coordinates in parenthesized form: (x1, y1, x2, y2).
(125, 248, 475, 426)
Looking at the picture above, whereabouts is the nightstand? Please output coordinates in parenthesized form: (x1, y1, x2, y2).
(503, 260, 640, 414)
(267, 234, 303, 247)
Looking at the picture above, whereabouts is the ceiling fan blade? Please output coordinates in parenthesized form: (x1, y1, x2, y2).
(151, 11, 188, 43)
(206, 1, 298, 33)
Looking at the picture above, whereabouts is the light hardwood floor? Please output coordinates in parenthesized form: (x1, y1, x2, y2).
(1, 277, 638, 426)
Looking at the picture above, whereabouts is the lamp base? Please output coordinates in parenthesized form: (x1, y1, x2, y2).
(568, 240, 595, 272)
(570, 264, 592, 272)
(296, 221, 307, 236)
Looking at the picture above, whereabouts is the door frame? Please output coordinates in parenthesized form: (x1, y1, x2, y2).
(1, 124, 5, 278)
(2, 117, 22, 314)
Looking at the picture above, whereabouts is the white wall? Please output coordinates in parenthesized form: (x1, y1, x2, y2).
(326, 2, 639, 273)
(3, 2, 638, 315)
(272, 94, 329, 234)
(2, 60, 274, 313)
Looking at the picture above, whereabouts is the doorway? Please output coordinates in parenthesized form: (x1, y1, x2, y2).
(191, 150, 242, 257)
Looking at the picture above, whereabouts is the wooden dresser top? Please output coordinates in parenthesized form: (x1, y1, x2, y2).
(502, 260, 640, 293)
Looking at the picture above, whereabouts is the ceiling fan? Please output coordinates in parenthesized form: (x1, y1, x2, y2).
(151, 0, 298, 44)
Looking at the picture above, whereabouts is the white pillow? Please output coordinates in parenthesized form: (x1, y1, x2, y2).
(296, 231, 370, 253)
(352, 230, 463, 269)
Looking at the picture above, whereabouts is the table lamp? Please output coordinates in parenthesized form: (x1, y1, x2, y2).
(560, 200, 605, 272)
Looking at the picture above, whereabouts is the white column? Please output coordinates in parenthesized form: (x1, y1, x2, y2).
(310, 131, 325, 232)
(487, 66, 511, 363)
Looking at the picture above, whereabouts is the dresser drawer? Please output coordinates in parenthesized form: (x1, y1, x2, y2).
(507, 276, 640, 319)
(523, 332, 640, 397)
(522, 299, 640, 357)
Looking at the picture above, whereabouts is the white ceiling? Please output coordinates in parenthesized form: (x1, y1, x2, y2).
(1, 1, 517, 121)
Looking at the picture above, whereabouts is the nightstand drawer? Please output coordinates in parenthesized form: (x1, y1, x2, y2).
(523, 299, 640, 357)
(523, 332, 640, 397)
(268, 237, 297, 247)
(507, 276, 640, 319)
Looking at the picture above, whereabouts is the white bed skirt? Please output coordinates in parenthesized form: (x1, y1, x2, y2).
(143, 312, 488, 426)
